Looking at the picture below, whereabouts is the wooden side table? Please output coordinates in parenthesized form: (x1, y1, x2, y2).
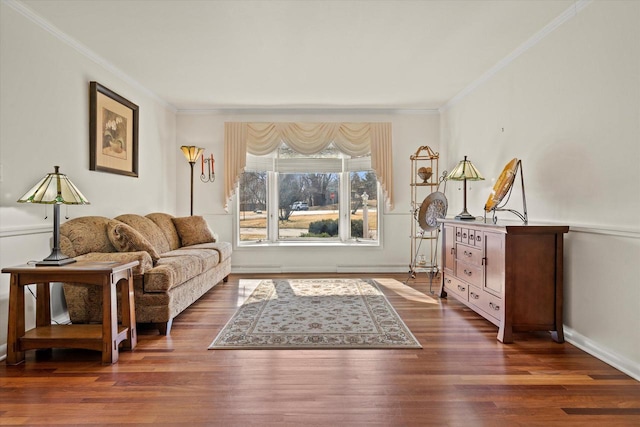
(2, 260, 138, 365)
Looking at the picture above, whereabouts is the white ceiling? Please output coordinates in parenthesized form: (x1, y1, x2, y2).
(18, 0, 575, 111)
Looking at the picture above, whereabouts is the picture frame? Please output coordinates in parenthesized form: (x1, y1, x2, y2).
(89, 81, 139, 177)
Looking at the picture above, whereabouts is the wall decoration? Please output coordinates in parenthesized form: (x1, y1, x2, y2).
(89, 81, 139, 177)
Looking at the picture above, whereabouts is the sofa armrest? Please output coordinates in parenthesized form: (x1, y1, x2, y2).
(74, 251, 153, 275)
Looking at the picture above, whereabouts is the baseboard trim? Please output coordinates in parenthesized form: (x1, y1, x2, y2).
(231, 264, 410, 274)
(564, 326, 640, 382)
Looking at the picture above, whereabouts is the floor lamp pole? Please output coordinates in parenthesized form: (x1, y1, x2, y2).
(180, 145, 204, 217)
(189, 161, 195, 216)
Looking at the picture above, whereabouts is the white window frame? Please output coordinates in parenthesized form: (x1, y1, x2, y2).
(237, 160, 381, 247)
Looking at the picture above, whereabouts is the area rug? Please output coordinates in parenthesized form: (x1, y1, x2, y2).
(209, 278, 421, 349)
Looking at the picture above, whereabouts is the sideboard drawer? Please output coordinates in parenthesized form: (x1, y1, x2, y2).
(455, 260, 483, 288)
(468, 284, 503, 321)
(443, 274, 469, 302)
(456, 243, 483, 267)
(472, 231, 483, 247)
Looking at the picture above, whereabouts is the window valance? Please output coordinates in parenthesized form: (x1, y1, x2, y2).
(224, 122, 393, 211)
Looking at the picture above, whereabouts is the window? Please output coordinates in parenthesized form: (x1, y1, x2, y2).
(238, 143, 379, 245)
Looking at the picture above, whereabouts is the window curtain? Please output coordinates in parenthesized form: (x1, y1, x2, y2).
(224, 122, 393, 211)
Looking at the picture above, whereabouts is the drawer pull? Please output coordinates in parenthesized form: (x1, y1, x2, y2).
(464, 250, 472, 257)
(451, 248, 455, 255)
(462, 233, 467, 239)
(470, 291, 479, 300)
(476, 235, 482, 242)
(489, 302, 500, 311)
(457, 284, 466, 292)
(446, 278, 451, 284)
(464, 269, 472, 276)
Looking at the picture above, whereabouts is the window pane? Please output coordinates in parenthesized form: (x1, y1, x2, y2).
(350, 171, 378, 240)
(278, 173, 340, 240)
(239, 171, 267, 242)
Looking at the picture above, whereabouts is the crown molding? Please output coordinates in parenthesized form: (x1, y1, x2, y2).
(3, 0, 177, 113)
(177, 107, 440, 116)
(440, 0, 594, 112)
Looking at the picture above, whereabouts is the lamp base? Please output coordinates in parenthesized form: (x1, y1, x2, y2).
(454, 211, 477, 221)
(36, 258, 76, 267)
(36, 249, 76, 267)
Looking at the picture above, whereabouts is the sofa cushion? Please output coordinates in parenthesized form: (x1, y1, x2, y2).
(162, 248, 220, 271)
(60, 216, 117, 256)
(115, 214, 171, 254)
(108, 222, 161, 263)
(172, 216, 216, 247)
(144, 255, 203, 292)
(178, 241, 232, 263)
(146, 212, 181, 251)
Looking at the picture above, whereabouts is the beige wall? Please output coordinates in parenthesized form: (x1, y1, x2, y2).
(177, 111, 440, 273)
(440, 1, 640, 379)
(0, 3, 178, 355)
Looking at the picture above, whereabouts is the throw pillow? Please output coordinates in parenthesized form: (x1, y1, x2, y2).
(172, 216, 216, 247)
(108, 221, 161, 263)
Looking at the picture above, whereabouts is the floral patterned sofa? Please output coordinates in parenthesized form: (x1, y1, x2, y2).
(59, 213, 231, 335)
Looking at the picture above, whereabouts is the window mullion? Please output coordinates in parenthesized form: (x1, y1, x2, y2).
(268, 171, 278, 242)
(339, 170, 350, 242)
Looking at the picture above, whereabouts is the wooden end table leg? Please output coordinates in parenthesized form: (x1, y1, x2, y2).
(119, 271, 137, 350)
(7, 274, 25, 365)
(102, 276, 119, 364)
(35, 282, 53, 357)
(35, 282, 51, 327)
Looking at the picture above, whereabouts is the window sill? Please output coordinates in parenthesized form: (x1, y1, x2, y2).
(237, 240, 380, 249)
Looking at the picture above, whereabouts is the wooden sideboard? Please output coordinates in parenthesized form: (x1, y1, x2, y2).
(438, 219, 569, 343)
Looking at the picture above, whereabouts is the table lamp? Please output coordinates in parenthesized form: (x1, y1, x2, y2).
(17, 166, 90, 266)
(446, 155, 484, 221)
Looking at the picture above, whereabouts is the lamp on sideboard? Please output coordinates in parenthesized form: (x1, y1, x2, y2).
(180, 145, 204, 216)
(17, 166, 90, 266)
(446, 155, 484, 221)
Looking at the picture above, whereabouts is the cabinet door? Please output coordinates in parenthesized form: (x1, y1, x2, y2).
(443, 224, 455, 273)
(483, 231, 505, 296)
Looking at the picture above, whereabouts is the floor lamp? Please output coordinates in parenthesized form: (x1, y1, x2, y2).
(446, 155, 484, 221)
(17, 166, 90, 266)
(180, 146, 204, 216)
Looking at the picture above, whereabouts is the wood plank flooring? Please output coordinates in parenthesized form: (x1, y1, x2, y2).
(1, 273, 639, 426)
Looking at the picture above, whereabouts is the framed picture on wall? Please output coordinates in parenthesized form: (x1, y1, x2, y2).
(89, 81, 139, 177)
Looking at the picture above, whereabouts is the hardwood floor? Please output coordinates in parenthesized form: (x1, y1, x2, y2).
(1, 273, 639, 426)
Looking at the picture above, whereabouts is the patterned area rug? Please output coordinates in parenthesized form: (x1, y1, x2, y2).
(209, 278, 421, 349)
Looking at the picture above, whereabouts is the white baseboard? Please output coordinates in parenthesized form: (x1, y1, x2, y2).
(231, 264, 410, 274)
(0, 344, 5, 362)
(564, 326, 640, 381)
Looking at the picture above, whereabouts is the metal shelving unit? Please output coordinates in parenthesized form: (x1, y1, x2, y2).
(408, 146, 440, 284)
